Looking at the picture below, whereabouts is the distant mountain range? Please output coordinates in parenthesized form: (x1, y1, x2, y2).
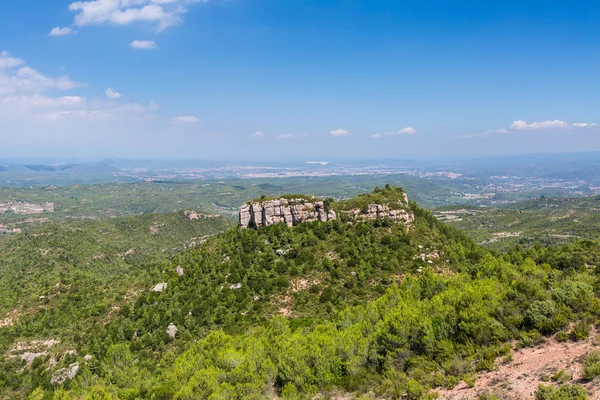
(0, 161, 120, 175)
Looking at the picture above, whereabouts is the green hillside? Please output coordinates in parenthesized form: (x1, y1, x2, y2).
(1, 188, 599, 399)
(0, 210, 233, 398)
(440, 196, 600, 250)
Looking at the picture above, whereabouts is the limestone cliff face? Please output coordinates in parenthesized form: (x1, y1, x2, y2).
(343, 192, 413, 227)
(239, 199, 336, 228)
(239, 192, 414, 229)
(344, 203, 414, 227)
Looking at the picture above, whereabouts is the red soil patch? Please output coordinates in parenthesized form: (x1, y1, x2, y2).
(437, 331, 600, 399)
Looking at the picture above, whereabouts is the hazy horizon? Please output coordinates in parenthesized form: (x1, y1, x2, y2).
(3, 149, 600, 167)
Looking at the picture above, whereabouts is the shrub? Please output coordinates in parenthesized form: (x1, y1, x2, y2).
(405, 379, 425, 400)
(582, 350, 600, 380)
(526, 300, 556, 332)
(551, 369, 572, 384)
(555, 331, 569, 342)
(477, 393, 501, 400)
(534, 384, 588, 400)
(519, 330, 544, 348)
(464, 374, 477, 388)
(570, 318, 592, 341)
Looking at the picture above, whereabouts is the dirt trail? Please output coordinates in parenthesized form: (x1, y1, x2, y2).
(437, 332, 600, 399)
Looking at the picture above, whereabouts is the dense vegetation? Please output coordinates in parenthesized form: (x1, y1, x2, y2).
(0, 211, 233, 397)
(1, 187, 600, 399)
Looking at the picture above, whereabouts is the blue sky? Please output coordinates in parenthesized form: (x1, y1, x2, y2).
(1, 0, 599, 160)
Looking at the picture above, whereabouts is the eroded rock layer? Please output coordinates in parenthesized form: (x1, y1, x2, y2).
(239, 199, 335, 228)
(239, 192, 414, 229)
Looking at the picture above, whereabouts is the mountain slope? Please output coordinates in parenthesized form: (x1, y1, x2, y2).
(2, 187, 600, 399)
(0, 210, 234, 397)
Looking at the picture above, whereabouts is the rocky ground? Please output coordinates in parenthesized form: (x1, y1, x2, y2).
(437, 331, 600, 399)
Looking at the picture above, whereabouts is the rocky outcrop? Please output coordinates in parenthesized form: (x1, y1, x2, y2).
(166, 323, 177, 338)
(344, 204, 414, 227)
(239, 199, 336, 228)
(240, 192, 414, 229)
(51, 362, 79, 385)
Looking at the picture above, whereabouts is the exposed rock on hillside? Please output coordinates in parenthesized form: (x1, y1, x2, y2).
(239, 189, 414, 229)
(239, 199, 336, 228)
(51, 362, 79, 385)
(344, 202, 414, 226)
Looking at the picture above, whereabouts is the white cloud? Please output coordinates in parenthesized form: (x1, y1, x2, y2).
(250, 131, 264, 138)
(45, 101, 157, 121)
(1, 95, 85, 109)
(510, 120, 570, 130)
(50, 27, 77, 36)
(130, 40, 158, 49)
(0, 51, 25, 70)
(0, 64, 84, 96)
(330, 129, 349, 136)
(67, 0, 207, 32)
(371, 133, 381, 139)
(172, 115, 200, 123)
(277, 133, 294, 139)
(459, 120, 599, 140)
(509, 120, 597, 131)
(0, 50, 159, 125)
(573, 122, 599, 128)
(0, 51, 84, 99)
(385, 127, 416, 136)
(105, 88, 122, 99)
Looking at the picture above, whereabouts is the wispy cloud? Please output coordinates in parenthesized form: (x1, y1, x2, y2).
(67, 0, 209, 33)
(277, 133, 294, 139)
(1, 95, 85, 109)
(105, 88, 121, 99)
(250, 131, 264, 138)
(0, 62, 84, 96)
(172, 116, 200, 124)
(0, 51, 25, 70)
(0, 49, 159, 124)
(385, 127, 416, 136)
(459, 120, 599, 139)
(370, 127, 416, 139)
(573, 123, 598, 128)
(129, 40, 158, 50)
(330, 128, 349, 137)
(510, 120, 570, 130)
(49, 27, 77, 36)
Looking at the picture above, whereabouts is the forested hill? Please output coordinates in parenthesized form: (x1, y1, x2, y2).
(2, 187, 600, 399)
(440, 195, 600, 251)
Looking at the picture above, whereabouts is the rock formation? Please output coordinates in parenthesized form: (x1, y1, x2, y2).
(344, 203, 414, 226)
(239, 192, 413, 229)
(166, 323, 177, 338)
(239, 199, 336, 228)
(51, 362, 79, 385)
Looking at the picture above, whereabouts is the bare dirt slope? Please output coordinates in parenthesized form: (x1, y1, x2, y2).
(437, 332, 600, 399)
